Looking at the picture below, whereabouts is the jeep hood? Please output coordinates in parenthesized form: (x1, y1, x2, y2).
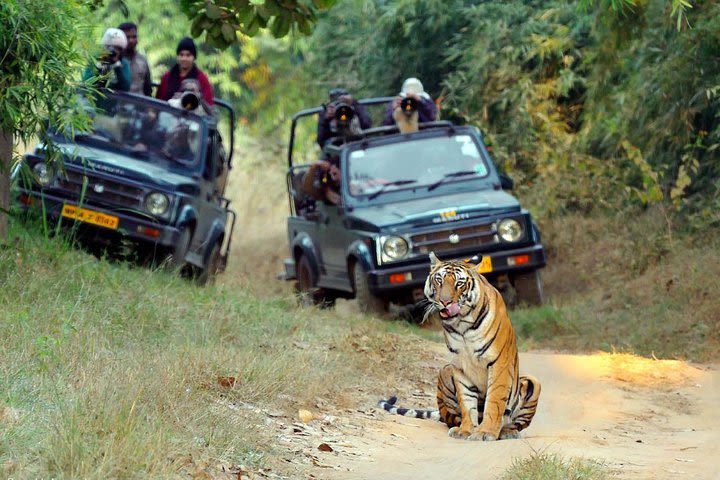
(56, 142, 196, 189)
(347, 189, 521, 229)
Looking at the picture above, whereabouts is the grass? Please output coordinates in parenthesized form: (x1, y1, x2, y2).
(514, 208, 720, 362)
(0, 220, 426, 478)
(502, 452, 610, 480)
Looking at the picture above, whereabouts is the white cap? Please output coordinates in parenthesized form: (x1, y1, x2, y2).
(101, 28, 127, 49)
(400, 77, 431, 100)
(401, 77, 424, 96)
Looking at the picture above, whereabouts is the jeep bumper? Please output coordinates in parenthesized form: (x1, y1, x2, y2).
(16, 190, 181, 246)
(367, 244, 546, 295)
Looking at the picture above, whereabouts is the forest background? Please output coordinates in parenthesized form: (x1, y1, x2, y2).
(93, 0, 720, 229)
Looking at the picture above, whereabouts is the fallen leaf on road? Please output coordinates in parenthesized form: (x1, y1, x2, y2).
(318, 443, 333, 452)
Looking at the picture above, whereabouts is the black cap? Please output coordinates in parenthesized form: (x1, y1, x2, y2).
(328, 87, 349, 102)
(176, 37, 197, 58)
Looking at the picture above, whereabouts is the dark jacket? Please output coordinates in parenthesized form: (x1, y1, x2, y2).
(317, 101, 372, 148)
(382, 96, 437, 126)
(156, 64, 214, 105)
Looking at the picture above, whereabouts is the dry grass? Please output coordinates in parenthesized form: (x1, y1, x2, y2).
(514, 208, 720, 362)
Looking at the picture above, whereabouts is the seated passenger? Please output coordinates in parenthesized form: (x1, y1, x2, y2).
(156, 37, 214, 106)
(301, 158, 341, 205)
(168, 79, 212, 116)
(162, 123, 195, 162)
(382, 77, 437, 133)
(317, 88, 372, 148)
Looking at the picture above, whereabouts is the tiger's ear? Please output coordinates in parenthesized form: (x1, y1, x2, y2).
(429, 251, 440, 267)
(464, 255, 483, 266)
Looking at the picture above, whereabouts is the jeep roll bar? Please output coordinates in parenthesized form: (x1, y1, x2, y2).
(287, 96, 396, 169)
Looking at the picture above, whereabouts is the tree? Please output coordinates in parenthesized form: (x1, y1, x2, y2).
(0, 0, 91, 244)
(180, 0, 338, 48)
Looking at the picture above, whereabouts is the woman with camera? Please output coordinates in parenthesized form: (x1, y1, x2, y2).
(156, 37, 214, 106)
(82, 28, 131, 92)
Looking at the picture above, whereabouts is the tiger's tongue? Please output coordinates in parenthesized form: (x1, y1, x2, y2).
(446, 303, 461, 316)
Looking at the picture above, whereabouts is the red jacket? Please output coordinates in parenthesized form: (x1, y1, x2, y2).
(156, 64, 214, 105)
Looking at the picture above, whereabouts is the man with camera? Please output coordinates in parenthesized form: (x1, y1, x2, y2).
(82, 28, 131, 92)
(317, 88, 372, 148)
(382, 77, 437, 131)
(301, 156, 342, 205)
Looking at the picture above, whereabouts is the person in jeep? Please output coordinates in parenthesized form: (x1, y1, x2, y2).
(83, 27, 131, 92)
(382, 77, 437, 128)
(317, 88, 372, 148)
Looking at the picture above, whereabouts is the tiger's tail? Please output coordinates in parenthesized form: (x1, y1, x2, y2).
(377, 396, 441, 421)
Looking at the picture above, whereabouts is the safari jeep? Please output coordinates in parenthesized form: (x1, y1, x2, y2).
(282, 97, 546, 314)
(14, 91, 236, 284)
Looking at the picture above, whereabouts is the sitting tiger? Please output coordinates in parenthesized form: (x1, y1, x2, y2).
(378, 252, 541, 441)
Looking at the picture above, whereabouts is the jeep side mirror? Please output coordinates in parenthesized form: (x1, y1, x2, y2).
(499, 172, 514, 190)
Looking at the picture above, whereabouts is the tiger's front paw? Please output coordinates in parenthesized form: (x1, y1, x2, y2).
(468, 427, 498, 441)
(448, 426, 472, 439)
(499, 428, 520, 440)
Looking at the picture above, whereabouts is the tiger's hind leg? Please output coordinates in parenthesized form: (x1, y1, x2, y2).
(436, 364, 462, 428)
(500, 374, 541, 439)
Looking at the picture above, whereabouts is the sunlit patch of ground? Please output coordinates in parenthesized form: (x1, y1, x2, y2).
(562, 352, 703, 388)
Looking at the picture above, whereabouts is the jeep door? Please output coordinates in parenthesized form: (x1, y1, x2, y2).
(315, 202, 354, 289)
(192, 130, 225, 254)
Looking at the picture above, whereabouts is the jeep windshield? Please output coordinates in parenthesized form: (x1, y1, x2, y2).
(346, 133, 491, 200)
(61, 95, 203, 173)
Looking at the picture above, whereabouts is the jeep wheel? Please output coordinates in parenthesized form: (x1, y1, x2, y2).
(513, 269, 544, 306)
(295, 255, 335, 308)
(352, 262, 388, 316)
(197, 241, 222, 286)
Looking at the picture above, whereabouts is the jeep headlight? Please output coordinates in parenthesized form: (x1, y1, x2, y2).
(145, 192, 169, 215)
(32, 162, 53, 186)
(380, 235, 409, 262)
(498, 218, 523, 243)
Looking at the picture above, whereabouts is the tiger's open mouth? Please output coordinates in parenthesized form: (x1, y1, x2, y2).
(438, 303, 461, 319)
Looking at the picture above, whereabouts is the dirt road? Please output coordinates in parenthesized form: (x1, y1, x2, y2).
(316, 347, 720, 480)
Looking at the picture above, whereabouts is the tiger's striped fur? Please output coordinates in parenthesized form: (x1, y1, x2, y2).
(379, 252, 541, 441)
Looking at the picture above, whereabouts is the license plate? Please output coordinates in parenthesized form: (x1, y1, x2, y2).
(477, 256, 493, 274)
(61, 204, 119, 230)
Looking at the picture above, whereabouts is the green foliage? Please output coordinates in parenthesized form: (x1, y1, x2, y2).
(179, 0, 338, 49)
(0, 0, 92, 140)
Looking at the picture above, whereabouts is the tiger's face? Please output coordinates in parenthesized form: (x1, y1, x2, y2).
(424, 252, 480, 320)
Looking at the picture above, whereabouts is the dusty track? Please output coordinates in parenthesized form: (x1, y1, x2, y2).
(324, 348, 720, 480)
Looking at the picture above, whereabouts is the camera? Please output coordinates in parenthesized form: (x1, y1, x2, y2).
(399, 96, 418, 116)
(180, 91, 200, 111)
(333, 103, 355, 128)
(100, 46, 120, 65)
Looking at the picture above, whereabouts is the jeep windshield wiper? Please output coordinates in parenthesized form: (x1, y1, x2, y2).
(367, 179, 417, 200)
(427, 170, 478, 191)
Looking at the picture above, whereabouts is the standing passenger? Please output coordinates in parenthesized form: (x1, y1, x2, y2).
(118, 22, 152, 96)
(156, 37, 214, 106)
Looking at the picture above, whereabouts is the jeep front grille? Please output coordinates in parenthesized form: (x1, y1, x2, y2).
(411, 222, 497, 254)
(56, 170, 144, 210)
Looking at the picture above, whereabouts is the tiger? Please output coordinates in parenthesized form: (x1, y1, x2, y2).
(378, 251, 541, 441)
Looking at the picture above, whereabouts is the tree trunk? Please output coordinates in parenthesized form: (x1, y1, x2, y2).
(0, 128, 12, 246)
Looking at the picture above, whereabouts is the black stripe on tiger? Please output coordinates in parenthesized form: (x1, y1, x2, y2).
(378, 396, 441, 421)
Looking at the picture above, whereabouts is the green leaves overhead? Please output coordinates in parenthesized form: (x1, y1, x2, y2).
(179, 0, 337, 48)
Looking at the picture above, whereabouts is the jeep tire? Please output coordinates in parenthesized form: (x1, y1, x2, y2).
(295, 255, 335, 308)
(352, 262, 388, 316)
(197, 240, 222, 285)
(513, 269, 544, 306)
